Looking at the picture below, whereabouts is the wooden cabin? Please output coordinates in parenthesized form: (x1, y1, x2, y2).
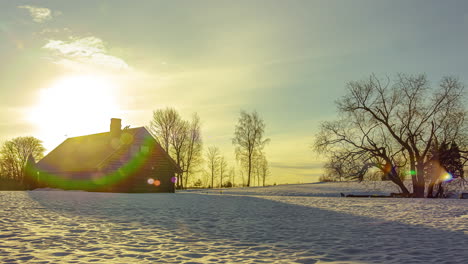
(35, 118, 180, 193)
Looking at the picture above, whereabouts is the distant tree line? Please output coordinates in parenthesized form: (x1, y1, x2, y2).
(314, 73, 467, 198)
(149, 108, 271, 189)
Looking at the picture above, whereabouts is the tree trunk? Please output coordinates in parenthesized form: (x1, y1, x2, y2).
(211, 170, 214, 188)
(414, 163, 426, 198)
(390, 177, 410, 195)
(247, 158, 251, 187)
(435, 182, 444, 198)
(179, 172, 184, 190)
(383, 162, 410, 195)
(427, 181, 435, 198)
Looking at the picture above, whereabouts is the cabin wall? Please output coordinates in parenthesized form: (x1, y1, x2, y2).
(102, 135, 176, 193)
(37, 170, 102, 190)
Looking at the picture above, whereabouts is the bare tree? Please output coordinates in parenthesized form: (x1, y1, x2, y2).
(253, 153, 260, 186)
(426, 141, 464, 198)
(259, 155, 270, 186)
(252, 153, 270, 187)
(206, 146, 220, 188)
(183, 113, 203, 188)
(315, 74, 466, 197)
(149, 108, 180, 152)
(232, 111, 270, 187)
(170, 118, 189, 189)
(323, 157, 345, 182)
(239, 168, 246, 187)
(0, 137, 45, 184)
(150, 108, 203, 189)
(314, 116, 409, 191)
(219, 156, 228, 187)
(228, 166, 236, 187)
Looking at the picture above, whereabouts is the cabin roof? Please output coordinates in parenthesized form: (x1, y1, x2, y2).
(36, 127, 181, 173)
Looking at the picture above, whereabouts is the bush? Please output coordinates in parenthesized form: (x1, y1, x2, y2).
(222, 181, 233, 188)
(319, 175, 338, 182)
(193, 179, 203, 187)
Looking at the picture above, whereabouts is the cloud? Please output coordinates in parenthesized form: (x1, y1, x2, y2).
(37, 27, 71, 36)
(18, 5, 53, 23)
(43, 37, 130, 70)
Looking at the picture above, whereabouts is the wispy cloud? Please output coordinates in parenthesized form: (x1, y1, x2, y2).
(18, 5, 54, 23)
(37, 27, 71, 36)
(43, 37, 130, 70)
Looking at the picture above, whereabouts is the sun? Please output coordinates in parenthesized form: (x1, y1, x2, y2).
(29, 75, 121, 140)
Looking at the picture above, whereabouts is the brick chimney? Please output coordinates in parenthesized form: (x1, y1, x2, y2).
(110, 118, 122, 138)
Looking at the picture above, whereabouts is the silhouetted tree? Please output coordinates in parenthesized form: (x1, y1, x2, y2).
(426, 142, 464, 198)
(253, 153, 261, 186)
(259, 155, 270, 186)
(171, 118, 189, 189)
(252, 153, 269, 186)
(315, 120, 411, 195)
(233, 111, 269, 187)
(323, 160, 344, 182)
(183, 113, 203, 188)
(206, 146, 220, 188)
(0, 136, 45, 186)
(149, 108, 203, 189)
(219, 156, 228, 188)
(149, 108, 179, 152)
(228, 166, 236, 187)
(315, 74, 466, 197)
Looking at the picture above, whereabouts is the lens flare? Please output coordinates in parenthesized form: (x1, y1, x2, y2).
(147, 178, 154, 185)
(154, 180, 161, 187)
(171, 177, 177, 183)
(442, 173, 453, 182)
(383, 163, 391, 174)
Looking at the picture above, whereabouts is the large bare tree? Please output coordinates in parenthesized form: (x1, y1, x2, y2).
(0, 136, 45, 184)
(315, 116, 411, 195)
(315, 74, 466, 197)
(232, 111, 269, 187)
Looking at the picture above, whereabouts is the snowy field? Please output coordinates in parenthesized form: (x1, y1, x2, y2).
(0, 182, 467, 263)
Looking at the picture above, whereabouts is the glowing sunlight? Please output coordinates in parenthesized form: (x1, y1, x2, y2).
(29, 75, 120, 140)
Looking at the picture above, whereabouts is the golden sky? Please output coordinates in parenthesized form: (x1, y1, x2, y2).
(2, 0, 468, 184)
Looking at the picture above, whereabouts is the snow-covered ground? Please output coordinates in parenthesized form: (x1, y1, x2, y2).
(184, 181, 401, 197)
(0, 182, 467, 263)
(185, 180, 467, 198)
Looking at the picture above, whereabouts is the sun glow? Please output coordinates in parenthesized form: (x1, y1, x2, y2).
(29, 75, 120, 142)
